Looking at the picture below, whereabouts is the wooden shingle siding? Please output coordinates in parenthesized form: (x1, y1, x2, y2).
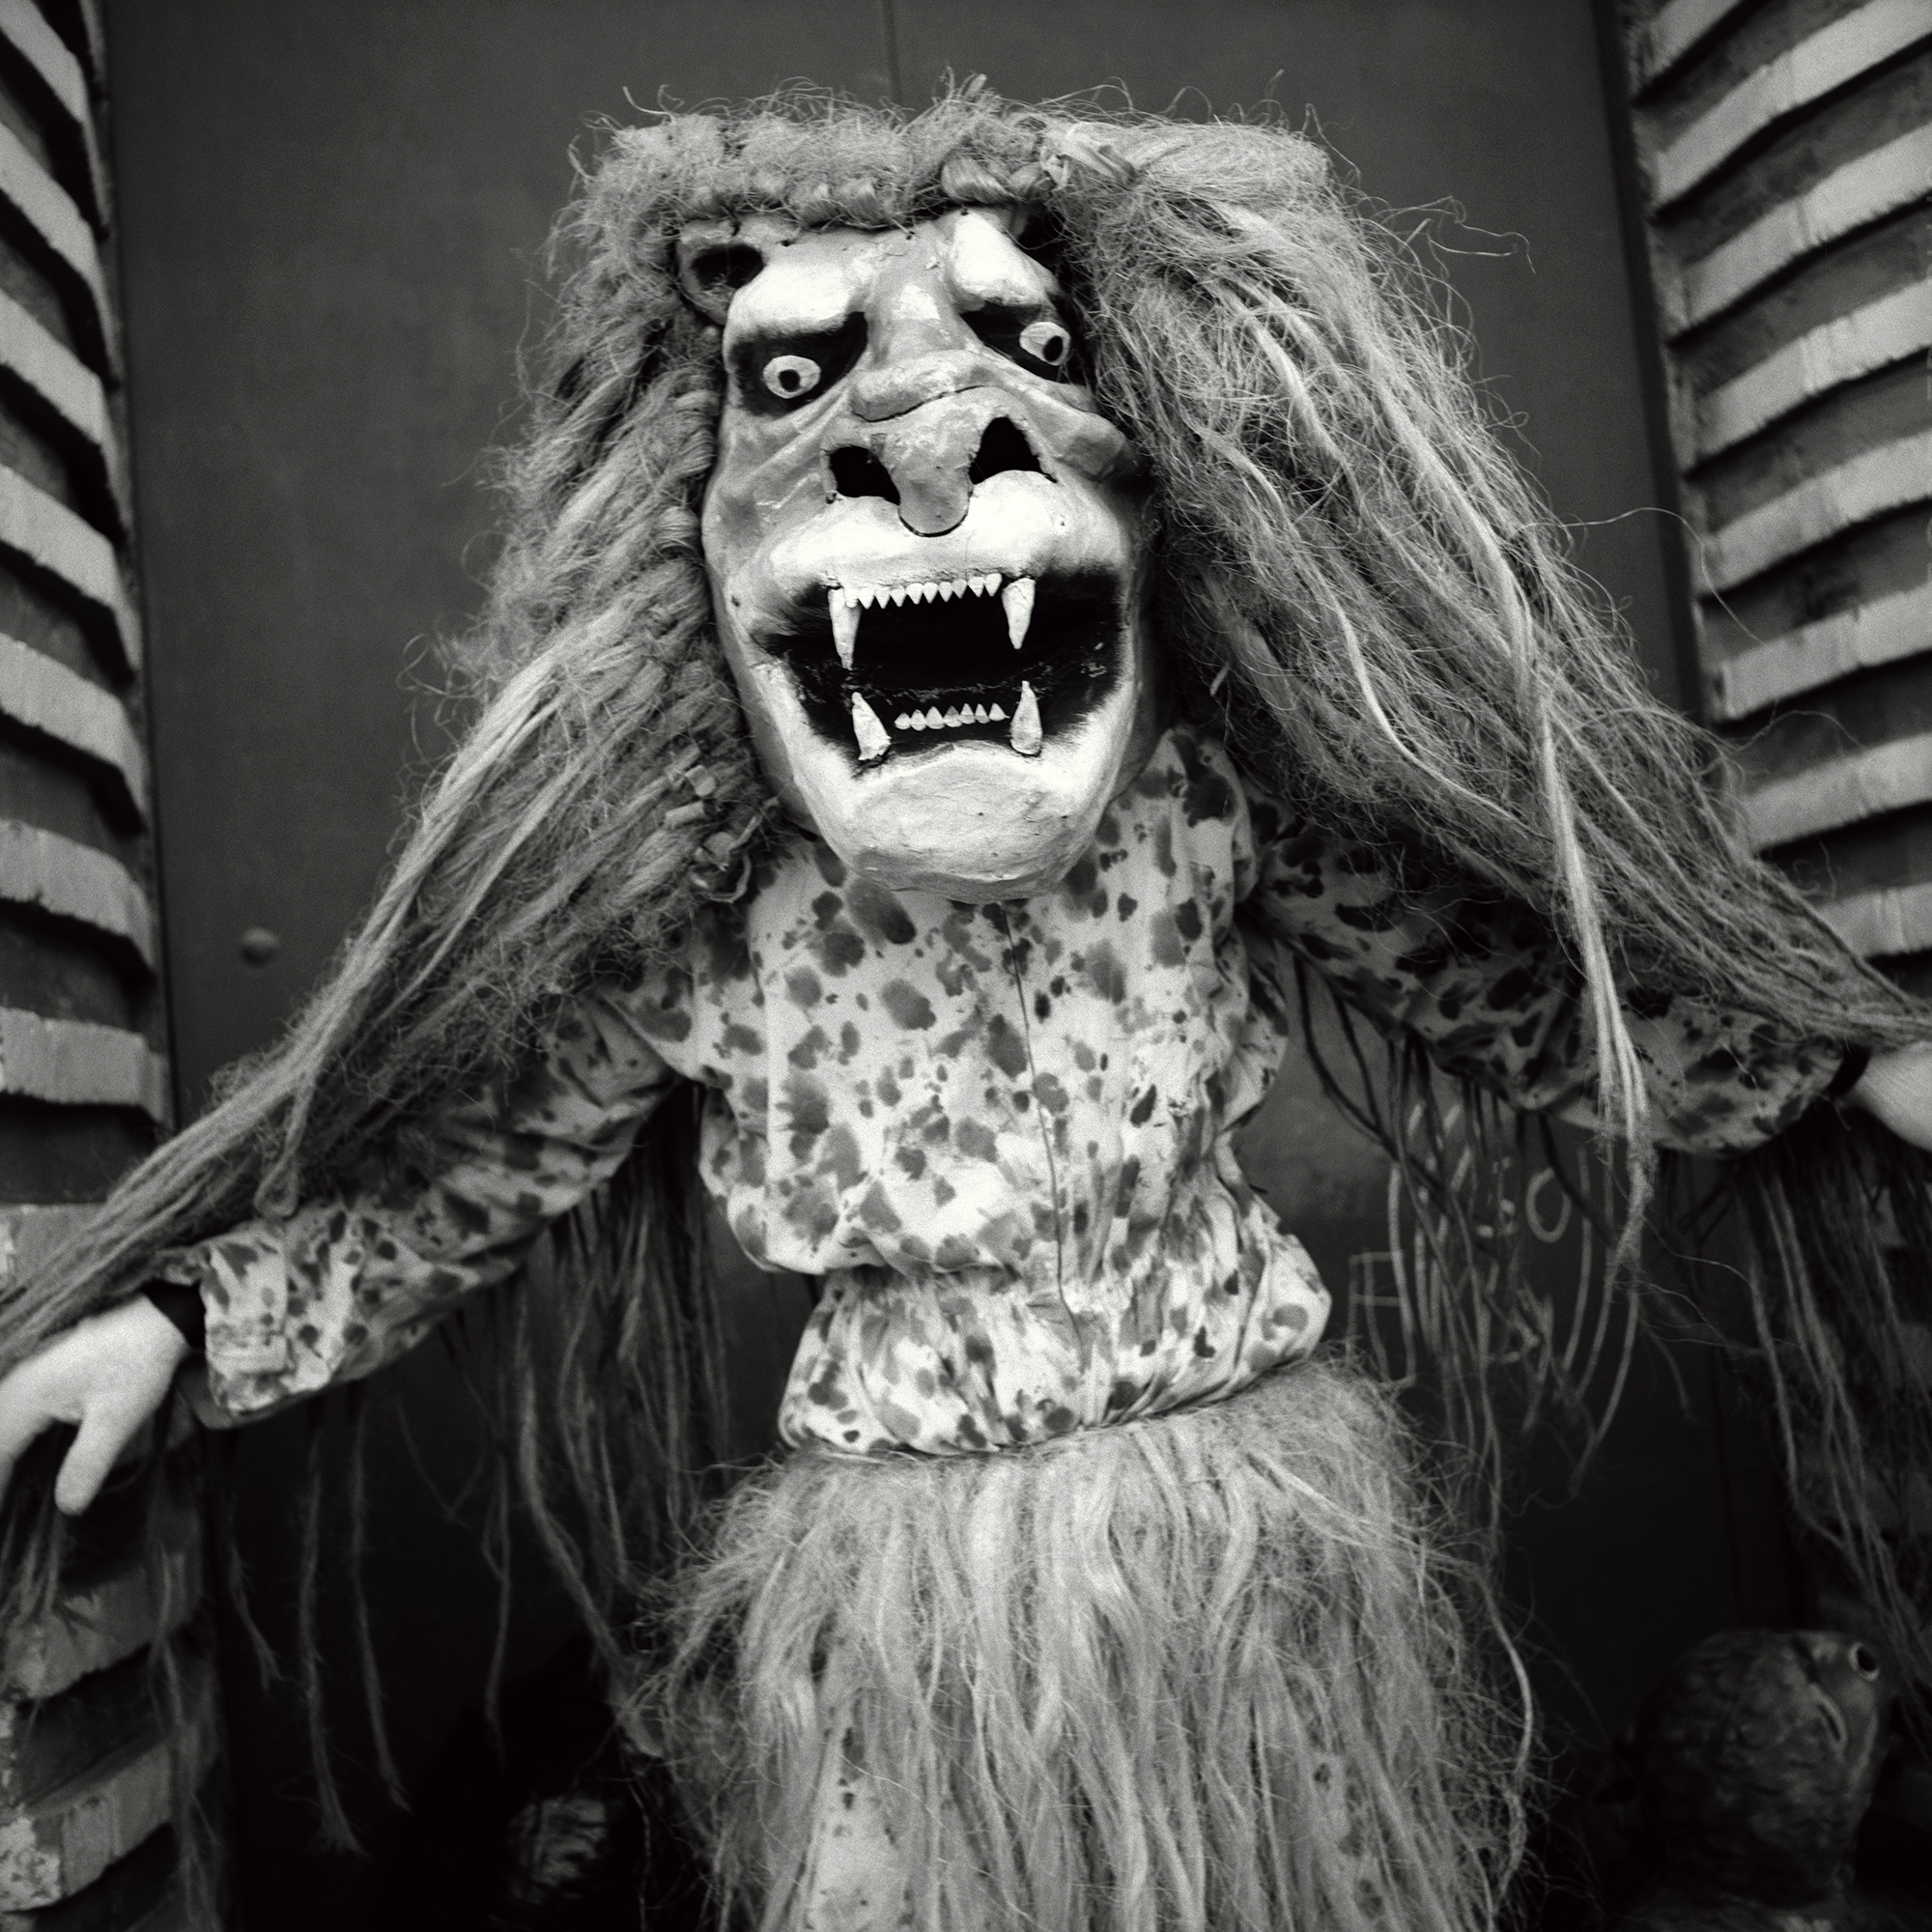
(0, 5, 217, 1926)
(1638, 0, 1758, 87)
(0, 0, 109, 234)
(1620, 0, 1932, 996)
(1671, 123, 1932, 328)
(0, 637, 144, 813)
(0, 124, 110, 377)
(1649, 0, 1931, 206)
(1709, 580, 1932, 717)
(1696, 277, 1932, 454)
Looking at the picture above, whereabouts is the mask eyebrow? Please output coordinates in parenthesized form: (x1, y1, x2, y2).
(724, 250, 867, 349)
(945, 208, 1058, 309)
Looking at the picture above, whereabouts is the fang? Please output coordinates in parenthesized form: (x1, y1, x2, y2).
(1001, 576, 1035, 650)
(1009, 681, 1042, 756)
(851, 693, 892, 762)
(831, 592, 860, 669)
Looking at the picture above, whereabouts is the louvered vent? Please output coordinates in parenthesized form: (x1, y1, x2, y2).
(1620, 0, 1932, 993)
(0, 4, 218, 1926)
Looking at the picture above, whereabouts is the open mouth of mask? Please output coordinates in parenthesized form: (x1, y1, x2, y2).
(770, 565, 1127, 763)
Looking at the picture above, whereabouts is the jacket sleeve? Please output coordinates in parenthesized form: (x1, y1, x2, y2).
(152, 980, 687, 1421)
(1236, 788, 1851, 1157)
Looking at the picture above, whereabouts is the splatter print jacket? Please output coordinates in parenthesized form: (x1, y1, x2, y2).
(159, 725, 1846, 1455)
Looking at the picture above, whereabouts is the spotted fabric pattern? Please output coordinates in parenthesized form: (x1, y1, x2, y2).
(161, 724, 1845, 1447)
(153, 998, 676, 1415)
(1237, 794, 1844, 1155)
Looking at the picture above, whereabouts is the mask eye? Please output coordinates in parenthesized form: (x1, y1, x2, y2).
(762, 354, 822, 402)
(966, 304, 1080, 382)
(1018, 319, 1070, 370)
(731, 315, 867, 417)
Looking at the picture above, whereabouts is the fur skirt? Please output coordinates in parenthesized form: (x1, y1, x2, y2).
(644, 1354, 1523, 1932)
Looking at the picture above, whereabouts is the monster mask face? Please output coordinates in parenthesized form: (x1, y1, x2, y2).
(688, 208, 1156, 900)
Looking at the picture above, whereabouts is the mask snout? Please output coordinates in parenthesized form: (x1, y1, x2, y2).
(825, 393, 1046, 536)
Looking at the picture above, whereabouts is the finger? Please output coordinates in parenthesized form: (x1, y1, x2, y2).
(54, 1402, 135, 1516)
(0, 1358, 56, 1505)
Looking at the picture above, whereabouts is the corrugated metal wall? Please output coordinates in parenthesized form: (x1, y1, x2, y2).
(0, 4, 217, 1927)
(1618, 0, 1932, 992)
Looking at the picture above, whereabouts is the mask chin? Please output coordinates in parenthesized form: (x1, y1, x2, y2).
(744, 624, 1157, 900)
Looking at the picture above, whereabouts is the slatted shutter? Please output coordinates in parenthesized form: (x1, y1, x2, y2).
(1617, 0, 1932, 992)
(1615, 0, 1932, 1840)
(0, 4, 219, 1927)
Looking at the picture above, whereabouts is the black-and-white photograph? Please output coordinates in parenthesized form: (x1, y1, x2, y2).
(0, 3, 1927, 1927)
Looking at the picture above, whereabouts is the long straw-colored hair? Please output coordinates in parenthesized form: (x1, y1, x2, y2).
(3, 85, 1929, 1802)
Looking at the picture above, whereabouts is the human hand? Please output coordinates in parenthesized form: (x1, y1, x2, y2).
(1847, 1041, 1932, 1154)
(0, 1297, 190, 1515)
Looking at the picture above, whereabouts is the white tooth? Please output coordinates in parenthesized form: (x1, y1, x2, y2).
(851, 693, 892, 762)
(1009, 681, 1042, 756)
(921, 581, 940, 603)
(923, 707, 945, 728)
(940, 580, 959, 601)
(831, 592, 860, 670)
(989, 702, 1007, 722)
(942, 706, 963, 728)
(887, 585, 905, 607)
(1001, 576, 1035, 650)
(895, 713, 913, 730)
(980, 573, 1000, 597)
(851, 586, 870, 609)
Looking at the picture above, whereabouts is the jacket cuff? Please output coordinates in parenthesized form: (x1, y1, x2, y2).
(1825, 1044, 1871, 1102)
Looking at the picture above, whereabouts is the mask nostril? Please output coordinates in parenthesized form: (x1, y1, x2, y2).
(968, 417, 1042, 486)
(830, 446, 900, 504)
(1851, 1642, 1881, 1680)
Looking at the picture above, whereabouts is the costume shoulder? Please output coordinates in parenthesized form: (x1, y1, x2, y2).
(156, 955, 699, 1422)
(1234, 771, 1848, 1155)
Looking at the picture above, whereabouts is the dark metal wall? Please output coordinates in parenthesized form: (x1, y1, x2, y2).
(112, 0, 1684, 1126)
(102, 4, 1793, 1922)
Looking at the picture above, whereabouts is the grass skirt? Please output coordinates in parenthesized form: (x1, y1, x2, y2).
(646, 1355, 1523, 1931)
